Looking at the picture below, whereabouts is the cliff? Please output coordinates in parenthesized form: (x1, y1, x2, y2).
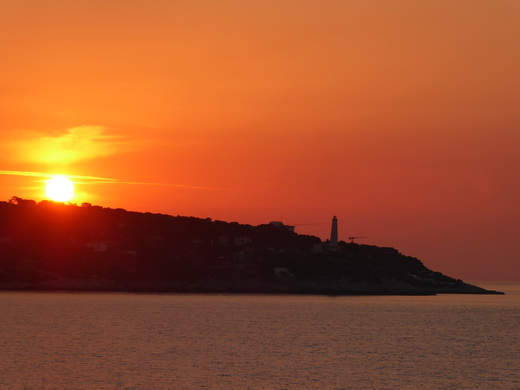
(0, 198, 502, 295)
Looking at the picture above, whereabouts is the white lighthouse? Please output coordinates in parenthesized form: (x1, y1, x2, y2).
(330, 216, 339, 248)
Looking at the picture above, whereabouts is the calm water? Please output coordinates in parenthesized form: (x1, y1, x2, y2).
(0, 282, 518, 390)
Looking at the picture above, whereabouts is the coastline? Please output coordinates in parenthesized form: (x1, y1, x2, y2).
(0, 279, 504, 296)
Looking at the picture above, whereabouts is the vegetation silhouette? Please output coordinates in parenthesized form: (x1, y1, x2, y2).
(0, 198, 502, 295)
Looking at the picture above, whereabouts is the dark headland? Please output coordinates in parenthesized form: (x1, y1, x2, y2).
(0, 198, 503, 295)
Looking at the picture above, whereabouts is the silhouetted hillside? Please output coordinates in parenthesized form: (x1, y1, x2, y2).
(0, 198, 501, 295)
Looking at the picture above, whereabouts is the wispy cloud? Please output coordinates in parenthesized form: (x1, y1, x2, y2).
(0, 170, 232, 191)
(0, 170, 115, 182)
(10, 126, 134, 165)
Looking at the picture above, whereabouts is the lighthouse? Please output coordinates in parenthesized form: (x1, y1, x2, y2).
(330, 216, 339, 248)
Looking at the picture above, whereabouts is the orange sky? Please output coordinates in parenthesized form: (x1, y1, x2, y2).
(1, 0, 519, 280)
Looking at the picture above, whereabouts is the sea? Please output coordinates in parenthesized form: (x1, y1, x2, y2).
(0, 282, 518, 390)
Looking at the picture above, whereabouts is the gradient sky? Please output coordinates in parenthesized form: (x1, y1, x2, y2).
(1, 0, 519, 280)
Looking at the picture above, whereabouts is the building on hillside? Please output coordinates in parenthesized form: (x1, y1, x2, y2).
(268, 221, 295, 233)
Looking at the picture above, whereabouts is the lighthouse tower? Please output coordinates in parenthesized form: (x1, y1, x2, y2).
(330, 216, 339, 248)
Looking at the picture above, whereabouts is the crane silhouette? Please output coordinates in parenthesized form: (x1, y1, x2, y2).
(348, 236, 367, 243)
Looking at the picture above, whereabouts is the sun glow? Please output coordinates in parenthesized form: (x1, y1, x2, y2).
(45, 176, 74, 202)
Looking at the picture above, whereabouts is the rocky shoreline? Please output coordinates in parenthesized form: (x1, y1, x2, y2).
(0, 278, 504, 296)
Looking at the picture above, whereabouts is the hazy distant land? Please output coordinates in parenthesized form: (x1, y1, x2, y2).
(0, 198, 502, 295)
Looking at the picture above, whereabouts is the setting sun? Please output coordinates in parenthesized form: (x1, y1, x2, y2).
(45, 176, 74, 202)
